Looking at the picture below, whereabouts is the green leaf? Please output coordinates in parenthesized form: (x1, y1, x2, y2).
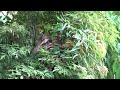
(20, 76, 24, 79)
(0, 55, 6, 60)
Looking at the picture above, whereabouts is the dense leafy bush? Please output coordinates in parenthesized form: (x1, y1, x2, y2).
(105, 11, 120, 79)
(0, 11, 120, 79)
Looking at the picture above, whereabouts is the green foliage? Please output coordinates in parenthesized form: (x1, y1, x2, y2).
(0, 19, 31, 78)
(104, 11, 120, 79)
(107, 11, 120, 32)
(1, 11, 120, 79)
(0, 22, 29, 45)
(112, 58, 120, 79)
(51, 11, 119, 78)
(7, 64, 54, 79)
(0, 11, 18, 25)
